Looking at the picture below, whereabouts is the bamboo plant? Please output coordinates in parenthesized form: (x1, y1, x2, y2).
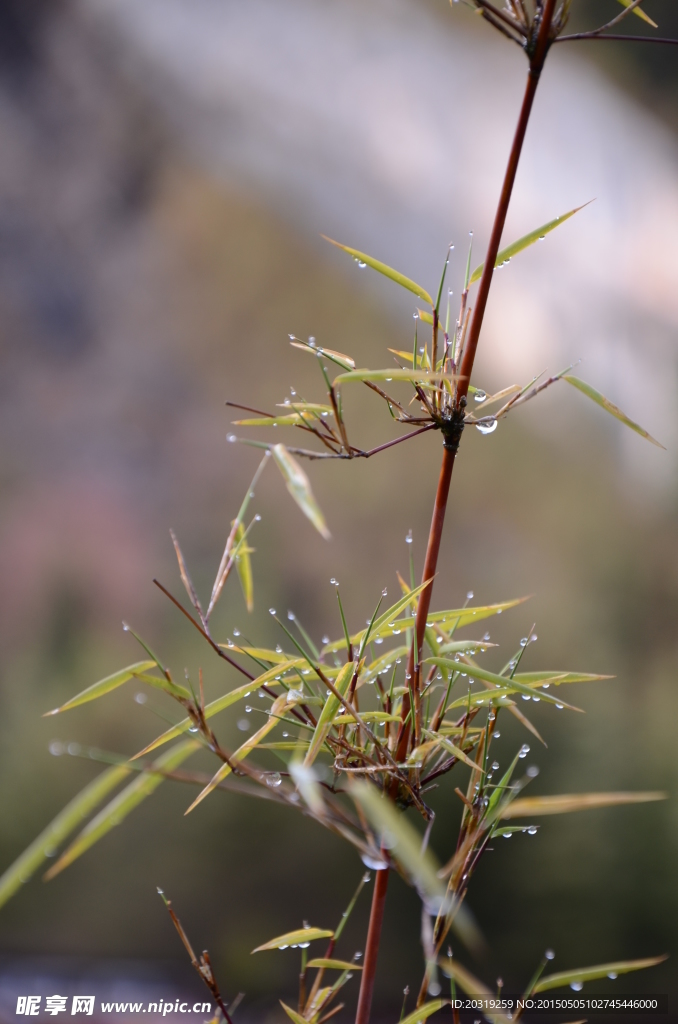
(1, 2, 674, 1023)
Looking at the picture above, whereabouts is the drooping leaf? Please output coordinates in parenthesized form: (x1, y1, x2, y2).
(501, 791, 667, 819)
(43, 661, 156, 716)
(0, 764, 130, 910)
(307, 959, 362, 971)
(615, 0, 657, 28)
(252, 927, 334, 953)
(44, 741, 199, 879)
(272, 444, 331, 539)
(290, 341, 355, 371)
(185, 695, 291, 813)
(305, 661, 355, 766)
(563, 375, 664, 448)
(469, 204, 591, 286)
(232, 520, 254, 612)
(122, 671, 192, 702)
(398, 1000, 447, 1024)
(322, 236, 433, 305)
(533, 955, 667, 994)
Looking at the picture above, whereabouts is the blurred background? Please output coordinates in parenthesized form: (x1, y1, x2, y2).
(0, 0, 677, 1019)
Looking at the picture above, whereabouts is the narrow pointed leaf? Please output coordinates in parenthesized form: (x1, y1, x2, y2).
(307, 959, 362, 971)
(291, 341, 355, 370)
(333, 368, 457, 385)
(534, 955, 667, 994)
(322, 236, 433, 305)
(44, 661, 156, 716)
(438, 959, 513, 1024)
(426, 660, 581, 711)
(232, 520, 254, 612)
(398, 1000, 447, 1024)
(501, 791, 666, 819)
(616, 0, 657, 27)
(44, 741, 199, 879)
(563, 375, 664, 448)
(253, 927, 334, 953)
(279, 1003, 309, 1024)
(0, 765, 130, 909)
(469, 204, 590, 286)
(272, 444, 330, 539)
(420, 730, 482, 771)
(305, 661, 354, 766)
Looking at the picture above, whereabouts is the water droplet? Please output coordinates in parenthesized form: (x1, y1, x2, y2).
(393, 629, 401, 635)
(308, 337, 316, 344)
(474, 390, 487, 403)
(49, 741, 64, 757)
(519, 744, 530, 758)
(413, 312, 419, 320)
(530, 633, 538, 642)
(545, 949, 555, 960)
(68, 743, 81, 756)
(322, 635, 330, 644)
(245, 706, 252, 713)
(355, 951, 363, 960)
(275, 644, 283, 654)
(607, 972, 617, 980)
(570, 982, 583, 992)
(189, 725, 199, 733)
(227, 434, 237, 443)
(522, 694, 531, 701)
(539, 235, 546, 241)
(528, 827, 538, 835)
(405, 530, 413, 544)
(279, 944, 289, 950)
(556, 703, 564, 710)
(503, 832, 512, 839)
(135, 692, 147, 705)
(237, 719, 250, 731)
(157, 887, 164, 895)
(265, 773, 282, 789)
(361, 853, 388, 870)
(255, 514, 262, 522)
(290, 388, 297, 396)
(428, 982, 442, 997)
(287, 610, 295, 621)
(526, 765, 539, 778)
(492, 761, 500, 771)
(476, 421, 498, 435)
(494, 731, 501, 739)
(299, 942, 311, 948)
(233, 628, 240, 637)
(330, 577, 336, 585)
(269, 608, 276, 616)
(520, 637, 528, 647)
(483, 632, 491, 641)
(375, 637, 383, 645)
(358, 260, 367, 269)
(282, 732, 290, 738)
(467, 590, 474, 600)
(382, 588, 388, 597)
(532, 696, 540, 702)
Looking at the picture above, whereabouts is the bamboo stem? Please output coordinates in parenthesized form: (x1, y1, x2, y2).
(354, 867, 390, 1024)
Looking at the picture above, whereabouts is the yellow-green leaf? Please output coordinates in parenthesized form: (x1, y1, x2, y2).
(563, 375, 664, 448)
(333, 368, 457, 386)
(425, 660, 581, 711)
(322, 236, 433, 305)
(44, 741, 199, 879)
(185, 695, 290, 813)
(616, 0, 657, 28)
(43, 661, 156, 716)
(398, 1000, 447, 1024)
(253, 927, 334, 953)
(233, 414, 317, 427)
(125, 671, 192, 701)
(233, 520, 254, 613)
(272, 444, 330, 540)
(0, 764, 131, 910)
(419, 731, 482, 771)
(305, 661, 354, 766)
(533, 955, 667, 994)
(279, 1004, 308, 1024)
(438, 959, 512, 1024)
(306, 959, 362, 971)
(469, 204, 590, 286)
(290, 341, 355, 371)
(501, 791, 667, 819)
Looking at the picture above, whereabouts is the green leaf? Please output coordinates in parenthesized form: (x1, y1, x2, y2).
(514, 671, 612, 686)
(469, 204, 591, 286)
(362, 646, 410, 684)
(233, 415, 318, 427)
(534, 955, 667, 994)
(321, 580, 434, 654)
(233, 520, 254, 612)
(272, 444, 331, 540)
(44, 741, 199, 879)
(290, 341, 355, 371)
(322, 236, 433, 305)
(279, 1003, 310, 1024)
(425, 660, 582, 712)
(305, 661, 355, 766)
(0, 764, 131, 910)
(44, 661, 156, 716)
(398, 1000, 447, 1024)
(419, 730, 481, 771)
(307, 958, 362, 971)
(333, 368, 456, 386)
(501, 791, 667, 819)
(563, 375, 664, 448)
(616, 0, 657, 28)
(438, 959, 512, 1024)
(253, 927, 334, 953)
(124, 671, 192, 702)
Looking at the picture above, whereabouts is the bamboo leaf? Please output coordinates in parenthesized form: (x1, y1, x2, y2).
(125, 671, 192, 702)
(333, 368, 457, 386)
(290, 341, 355, 371)
(514, 671, 612, 686)
(398, 1000, 447, 1024)
(321, 580, 434, 654)
(44, 661, 156, 716)
(362, 646, 410, 684)
(233, 415, 319, 427)
(233, 520, 254, 612)
(185, 695, 289, 813)
(253, 927, 334, 953)
(616, 0, 657, 28)
(533, 955, 667, 994)
(501, 791, 667, 819)
(469, 204, 590, 286)
(0, 764, 131, 910)
(272, 444, 331, 540)
(322, 236, 433, 305)
(419, 730, 481, 771)
(563, 375, 664, 448)
(426, 660, 582, 712)
(438, 959, 513, 1024)
(44, 741, 199, 879)
(305, 662, 354, 766)
(333, 711, 400, 725)
(280, 1003, 310, 1024)
(307, 959, 362, 971)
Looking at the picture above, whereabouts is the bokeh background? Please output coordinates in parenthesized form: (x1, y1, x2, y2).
(0, 0, 677, 1019)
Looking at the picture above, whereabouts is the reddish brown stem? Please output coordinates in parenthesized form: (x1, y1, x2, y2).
(354, 867, 390, 1024)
